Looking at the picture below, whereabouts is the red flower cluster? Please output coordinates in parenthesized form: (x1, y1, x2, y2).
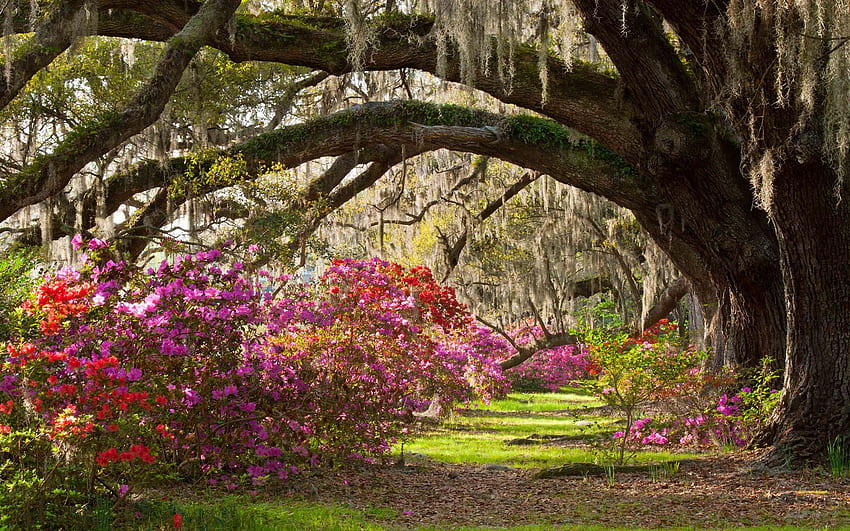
(21, 278, 94, 334)
(95, 444, 155, 466)
(640, 318, 677, 341)
(155, 423, 175, 439)
(390, 264, 471, 330)
(50, 415, 95, 440)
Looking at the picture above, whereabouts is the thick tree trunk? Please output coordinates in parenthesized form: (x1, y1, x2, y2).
(759, 161, 850, 464)
(664, 271, 784, 375)
(630, 134, 787, 375)
(710, 276, 787, 374)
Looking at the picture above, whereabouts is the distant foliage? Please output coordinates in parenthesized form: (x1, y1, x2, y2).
(0, 248, 41, 341)
(504, 323, 594, 392)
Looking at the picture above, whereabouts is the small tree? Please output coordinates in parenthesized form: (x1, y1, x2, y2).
(585, 321, 710, 464)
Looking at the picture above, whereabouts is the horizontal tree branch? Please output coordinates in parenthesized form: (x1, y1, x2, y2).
(640, 275, 690, 332)
(69, 3, 642, 161)
(70, 101, 650, 235)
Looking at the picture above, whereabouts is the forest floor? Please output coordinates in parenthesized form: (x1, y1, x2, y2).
(145, 392, 850, 529)
(285, 450, 850, 529)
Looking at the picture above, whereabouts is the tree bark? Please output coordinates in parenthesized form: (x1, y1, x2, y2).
(640, 276, 689, 332)
(758, 160, 850, 464)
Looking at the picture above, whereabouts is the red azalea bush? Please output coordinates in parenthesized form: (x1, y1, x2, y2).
(0, 244, 508, 527)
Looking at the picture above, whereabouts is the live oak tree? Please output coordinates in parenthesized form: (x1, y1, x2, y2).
(0, 0, 848, 464)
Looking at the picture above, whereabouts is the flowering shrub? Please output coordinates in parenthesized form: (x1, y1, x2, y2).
(0, 244, 507, 527)
(584, 320, 731, 463)
(585, 322, 779, 460)
(503, 323, 594, 392)
(601, 386, 780, 455)
(674, 360, 780, 448)
(612, 417, 670, 446)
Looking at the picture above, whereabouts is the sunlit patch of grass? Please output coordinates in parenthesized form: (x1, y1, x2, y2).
(402, 429, 698, 468)
(129, 496, 395, 530)
(402, 432, 599, 467)
(446, 413, 614, 437)
(469, 390, 604, 413)
(401, 393, 701, 468)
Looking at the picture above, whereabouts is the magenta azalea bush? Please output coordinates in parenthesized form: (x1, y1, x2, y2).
(610, 385, 780, 454)
(0, 243, 507, 526)
(503, 323, 594, 392)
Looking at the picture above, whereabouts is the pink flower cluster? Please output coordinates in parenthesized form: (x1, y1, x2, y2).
(617, 389, 773, 449)
(1, 244, 508, 492)
(612, 417, 670, 446)
(502, 323, 593, 391)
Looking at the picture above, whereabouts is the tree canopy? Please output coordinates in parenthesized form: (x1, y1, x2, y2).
(1, 0, 849, 465)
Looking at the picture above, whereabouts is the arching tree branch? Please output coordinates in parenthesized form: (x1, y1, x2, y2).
(477, 315, 578, 371)
(0, 0, 242, 221)
(77, 102, 651, 228)
(54, 3, 642, 161)
(0, 0, 87, 109)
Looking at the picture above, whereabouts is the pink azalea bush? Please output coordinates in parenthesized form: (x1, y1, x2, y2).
(503, 323, 595, 392)
(609, 385, 779, 453)
(0, 243, 507, 526)
(673, 384, 780, 448)
(585, 320, 734, 463)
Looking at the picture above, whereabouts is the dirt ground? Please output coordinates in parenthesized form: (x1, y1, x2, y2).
(285, 451, 850, 529)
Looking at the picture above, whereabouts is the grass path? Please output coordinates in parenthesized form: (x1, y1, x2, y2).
(400, 391, 697, 468)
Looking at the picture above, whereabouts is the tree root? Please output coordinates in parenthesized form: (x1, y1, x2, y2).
(533, 461, 696, 479)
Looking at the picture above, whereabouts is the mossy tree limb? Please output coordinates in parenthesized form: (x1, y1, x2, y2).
(0, 0, 87, 110)
(33, 3, 642, 162)
(0, 0, 242, 221)
(23, 102, 641, 250)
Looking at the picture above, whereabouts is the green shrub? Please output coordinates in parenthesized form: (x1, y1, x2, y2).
(0, 248, 42, 341)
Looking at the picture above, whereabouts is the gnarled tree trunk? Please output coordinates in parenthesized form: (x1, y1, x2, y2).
(759, 160, 850, 463)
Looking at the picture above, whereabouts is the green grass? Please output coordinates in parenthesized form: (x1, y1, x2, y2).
(128, 496, 394, 530)
(399, 391, 701, 468)
(475, 390, 603, 413)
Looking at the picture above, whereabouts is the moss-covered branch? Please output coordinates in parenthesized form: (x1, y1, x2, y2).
(0, 0, 87, 109)
(0, 0, 242, 222)
(43, 2, 642, 161)
(111, 101, 649, 213)
(27, 102, 646, 252)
